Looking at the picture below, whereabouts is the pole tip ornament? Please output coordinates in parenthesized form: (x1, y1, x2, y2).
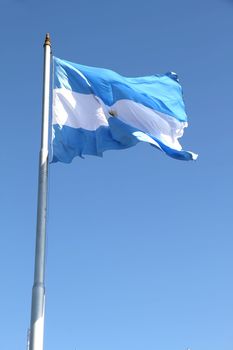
(44, 33, 51, 47)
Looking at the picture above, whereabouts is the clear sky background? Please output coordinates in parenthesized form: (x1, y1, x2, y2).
(1, 0, 233, 349)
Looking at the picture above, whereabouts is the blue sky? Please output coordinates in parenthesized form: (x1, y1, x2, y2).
(1, 0, 233, 349)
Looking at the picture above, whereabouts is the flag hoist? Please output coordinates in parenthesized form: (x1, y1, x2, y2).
(29, 33, 51, 350)
(28, 32, 197, 350)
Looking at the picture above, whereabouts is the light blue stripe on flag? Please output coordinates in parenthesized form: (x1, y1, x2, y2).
(54, 57, 187, 122)
(52, 57, 197, 163)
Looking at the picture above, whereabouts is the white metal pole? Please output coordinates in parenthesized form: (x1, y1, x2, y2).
(29, 33, 51, 350)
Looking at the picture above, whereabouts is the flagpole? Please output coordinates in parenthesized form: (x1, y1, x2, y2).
(29, 33, 51, 350)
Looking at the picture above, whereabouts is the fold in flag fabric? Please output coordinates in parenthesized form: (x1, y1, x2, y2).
(52, 57, 197, 163)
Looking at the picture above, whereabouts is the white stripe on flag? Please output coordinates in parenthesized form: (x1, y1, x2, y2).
(53, 88, 188, 151)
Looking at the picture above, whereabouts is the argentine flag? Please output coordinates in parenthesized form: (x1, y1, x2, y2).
(52, 57, 197, 163)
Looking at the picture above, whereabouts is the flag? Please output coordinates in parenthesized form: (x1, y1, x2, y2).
(51, 57, 197, 163)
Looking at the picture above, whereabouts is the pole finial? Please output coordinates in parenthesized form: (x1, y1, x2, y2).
(44, 33, 51, 47)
